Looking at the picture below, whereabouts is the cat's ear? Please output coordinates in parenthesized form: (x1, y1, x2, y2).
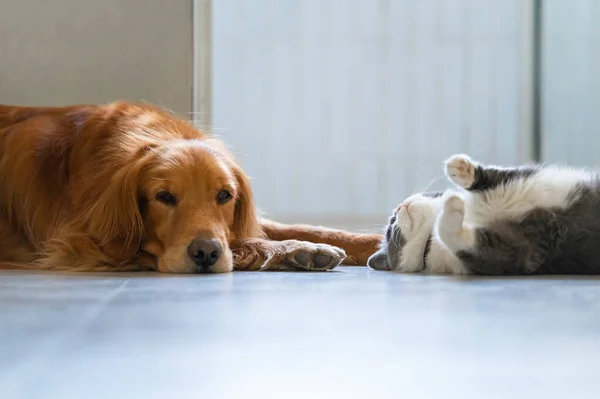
(367, 250, 390, 271)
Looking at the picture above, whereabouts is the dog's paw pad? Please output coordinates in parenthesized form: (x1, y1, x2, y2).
(293, 251, 335, 269)
(313, 254, 334, 268)
(294, 252, 310, 265)
(285, 243, 345, 271)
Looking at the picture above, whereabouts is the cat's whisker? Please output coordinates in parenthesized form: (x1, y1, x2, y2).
(419, 171, 445, 193)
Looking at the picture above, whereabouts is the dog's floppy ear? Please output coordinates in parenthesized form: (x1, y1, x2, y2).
(231, 164, 264, 239)
(76, 146, 154, 262)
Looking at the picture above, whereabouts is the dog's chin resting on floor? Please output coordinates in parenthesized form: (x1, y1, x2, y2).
(368, 154, 600, 275)
(0, 102, 381, 274)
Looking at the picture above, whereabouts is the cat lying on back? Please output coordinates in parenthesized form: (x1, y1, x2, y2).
(368, 154, 600, 275)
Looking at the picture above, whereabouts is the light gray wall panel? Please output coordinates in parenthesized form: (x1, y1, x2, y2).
(0, 0, 193, 115)
(213, 0, 523, 224)
(541, 0, 600, 167)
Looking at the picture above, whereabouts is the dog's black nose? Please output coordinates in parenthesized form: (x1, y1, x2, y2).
(187, 238, 222, 271)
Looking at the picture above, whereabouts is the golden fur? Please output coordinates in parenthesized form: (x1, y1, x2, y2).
(0, 102, 381, 273)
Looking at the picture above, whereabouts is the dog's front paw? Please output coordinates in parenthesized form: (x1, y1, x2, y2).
(445, 154, 476, 189)
(262, 241, 346, 271)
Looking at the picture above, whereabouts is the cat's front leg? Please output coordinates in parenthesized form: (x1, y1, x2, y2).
(445, 154, 538, 192)
(435, 192, 476, 253)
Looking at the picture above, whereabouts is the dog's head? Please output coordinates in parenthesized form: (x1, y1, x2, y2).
(137, 140, 260, 273)
(71, 104, 261, 273)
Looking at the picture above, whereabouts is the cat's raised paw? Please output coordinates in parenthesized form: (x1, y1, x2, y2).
(445, 154, 476, 188)
(438, 193, 465, 233)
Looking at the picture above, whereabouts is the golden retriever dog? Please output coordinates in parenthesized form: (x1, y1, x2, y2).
(0, 102, 380, 273)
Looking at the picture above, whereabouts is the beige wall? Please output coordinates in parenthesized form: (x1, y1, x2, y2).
(0, 0, 193, 116)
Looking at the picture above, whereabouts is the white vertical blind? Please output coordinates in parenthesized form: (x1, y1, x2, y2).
(213, 0, 523, 225)
(541, 0, 600, 167)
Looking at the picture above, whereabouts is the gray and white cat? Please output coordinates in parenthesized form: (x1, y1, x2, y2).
(368, 154, 600, 275)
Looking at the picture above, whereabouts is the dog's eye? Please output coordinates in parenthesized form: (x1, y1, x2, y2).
(155, 191, 177, 206)
(216, 189, 232, 204)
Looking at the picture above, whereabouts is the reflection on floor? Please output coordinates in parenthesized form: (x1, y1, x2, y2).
(1, 267, 599, 399)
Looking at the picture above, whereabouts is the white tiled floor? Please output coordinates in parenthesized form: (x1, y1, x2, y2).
(1, 267, 600, 399)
